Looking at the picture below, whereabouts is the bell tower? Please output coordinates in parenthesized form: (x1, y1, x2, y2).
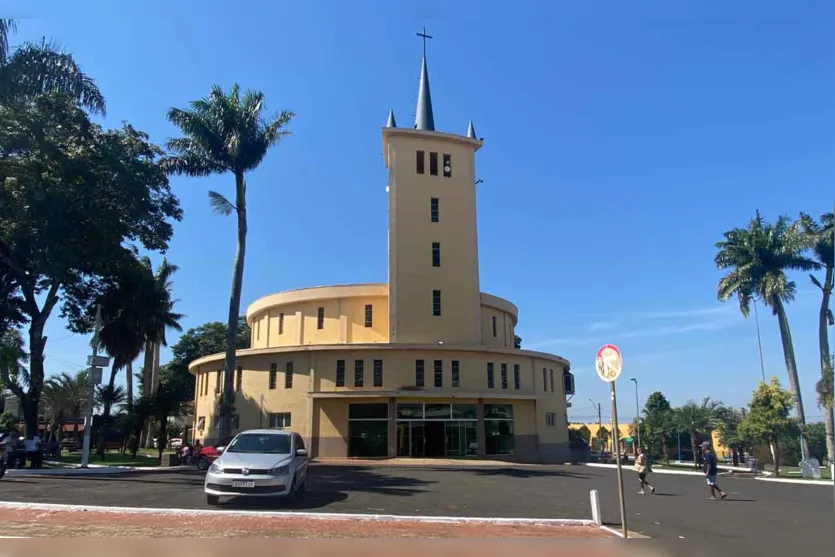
(383, 29, 484, 345)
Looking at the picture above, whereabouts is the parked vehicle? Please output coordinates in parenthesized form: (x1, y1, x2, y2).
(168, 438, 183, 450)
(60, 438, 79, 452)
(194, 436, 234, 471)
(203, 430, 309, 506)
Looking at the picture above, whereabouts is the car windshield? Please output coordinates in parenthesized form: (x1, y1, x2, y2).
(225, 433, 291, 454)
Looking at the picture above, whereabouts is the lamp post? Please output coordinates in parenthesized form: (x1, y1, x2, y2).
(630, 378, 641, 453)
(589, 398, 603, 452)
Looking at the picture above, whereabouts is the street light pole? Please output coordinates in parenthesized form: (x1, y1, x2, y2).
(630, 377, 641, 452)
(81, 306, 102, 468)
(589, 398, 602, 452)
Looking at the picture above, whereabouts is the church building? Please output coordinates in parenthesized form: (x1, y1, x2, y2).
(190, 38, 575, 462)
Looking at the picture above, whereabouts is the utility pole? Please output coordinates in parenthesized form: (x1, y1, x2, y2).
(630, 377, 641, 453)
(81, 306, 104, 468)
(589, 398, 602, 452)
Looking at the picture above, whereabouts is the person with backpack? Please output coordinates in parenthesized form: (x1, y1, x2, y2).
(634, 447, 656, 495)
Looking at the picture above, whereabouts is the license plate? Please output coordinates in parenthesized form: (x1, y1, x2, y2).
(232, 480, 255, 488)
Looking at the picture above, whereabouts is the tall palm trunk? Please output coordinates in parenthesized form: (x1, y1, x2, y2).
(97, 368, 118, 459)
(220, 172, 247, 439)
(142, 342, 156, 448)
(125, 360, 133, 408)
(816, 266, 834, 462)
(772, 297, 810, 460)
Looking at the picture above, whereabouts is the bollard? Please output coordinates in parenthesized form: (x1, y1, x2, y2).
(590, 489, 602, 526)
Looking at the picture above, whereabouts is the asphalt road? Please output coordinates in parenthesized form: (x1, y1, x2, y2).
(0, 464, 831, 541)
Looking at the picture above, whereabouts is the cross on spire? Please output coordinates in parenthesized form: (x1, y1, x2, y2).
(416, 26, 432, 58)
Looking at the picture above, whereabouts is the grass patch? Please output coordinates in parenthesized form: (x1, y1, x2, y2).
(766, 465, 832, 480)
(51, 451, 165, 468)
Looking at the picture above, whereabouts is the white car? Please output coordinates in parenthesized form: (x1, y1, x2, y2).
(203, 429, 309, 506)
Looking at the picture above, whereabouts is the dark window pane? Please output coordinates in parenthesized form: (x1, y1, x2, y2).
(501, 364, 508, 389)
(433, 360, 443, 387)
(317, 307, 324, 329)
(415, 360, 425, 387)
(278, 312, 284, 334)
(429, 152, 438, 175)
(432, 290, 441, 316)
(285, 361, 293, 389)
(336, 360, 345, 387)
(354, 360, 364, 387)
(432, 242, 441, 267)
(485, 404, 514, 419)
(236, 366, 242, 392)
(430, 197, 439, 222)
(513, 364, 520, 390)
(373, 359, 383, 387)
(364, 304, 373, 327)
(485, 419, 515, 455)
(425, 404, 451, 419)
(487, 362, 494, 389)
(349, 403, 388, 420)
(492, 316, 497, 337)
(442, 153, 451, 177)
(269, 363, 277, 390)
(451, 404, 476, 419)
(549, 369, 555, 393)
(416, 150, 425, 174)
(451, 360, 460, 388)
(348, 420, 388, 457)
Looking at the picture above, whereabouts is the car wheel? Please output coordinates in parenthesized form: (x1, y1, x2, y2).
(297, 476, 306, 493)
(197, 457, 209, 471)
(206, 494, 219, 506)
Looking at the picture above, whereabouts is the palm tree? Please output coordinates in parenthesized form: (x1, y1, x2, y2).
(94, 384, 127, 459)
(41, 371, 89, 442)
(676, 398, 722, 467)
(0, 19, 104, 113)
(151, 380, 187, 463)
(799, 211, 834, 464)
(715, 212, 818, 459)
(163, 84, 293, 438)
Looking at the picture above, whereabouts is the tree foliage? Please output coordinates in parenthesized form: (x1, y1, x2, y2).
(738, 378, 799, 473)
(642, 391, 674, 458)
(514, 335, 521, 349)
(0, 93, 181, 437)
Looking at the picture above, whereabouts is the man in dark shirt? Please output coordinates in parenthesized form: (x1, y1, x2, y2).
(702, 442, 726, 500)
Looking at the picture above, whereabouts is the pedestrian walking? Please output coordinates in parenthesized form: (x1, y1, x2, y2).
(702, 441, 726, 500)
(634, 447, 655, 495)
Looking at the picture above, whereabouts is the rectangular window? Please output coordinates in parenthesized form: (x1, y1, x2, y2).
(256, 320, 260, 341)
(442, 153, 451, 177)
(432, 290, 442, 316)
(546, 412, 556, 427)
(501, 364, 508, 389)
(485, 404, 514, 455)
(543, 368, 547, 392)
(492, 316, 497, 337)
(354, 360, 364, 388)
(268, 412, 292, 428)
(513, 364, 520, 390)
(235, 365, 243, 392)
(433, 360, 443, 388)
(416, 150, 425, 174)
(415, 360, 425, 388)
(278, 312, 284, 335)
(430, 197, 439, 222)
(549, 368, 555, 393)
(285, 361, 293, 389)
(429, 152, 438, 175)
(431, 242, 441, 267)
(487, 362, 495, 389)
(216, 369, 221, 394)
(269, 363, 277, 390)
(373, 359, 383, 387)
(196, 416, 206, 431)
(317, 307, 324, 329)
(451, 360, 460, 388)
(336, 360, 345, 387)
(364, 304, 373, 327)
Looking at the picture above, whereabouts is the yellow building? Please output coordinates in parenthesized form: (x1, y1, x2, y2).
(189, 45, 574, 462)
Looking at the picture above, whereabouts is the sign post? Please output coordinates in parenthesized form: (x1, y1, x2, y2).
(596, 344, 627, 539)
(81, 307, 106, 468)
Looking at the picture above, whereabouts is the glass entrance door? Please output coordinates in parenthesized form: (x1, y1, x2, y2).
(410, 422, 425, 458)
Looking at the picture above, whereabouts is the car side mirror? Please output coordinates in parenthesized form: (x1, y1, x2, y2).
(217, 446, 226, 454)
(296, 449, 308, 457)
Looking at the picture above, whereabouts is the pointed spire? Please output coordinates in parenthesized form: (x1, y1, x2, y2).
(414, 56, 435, 131)
(466, 120, 477, 139)
(386, 109, 397, 128)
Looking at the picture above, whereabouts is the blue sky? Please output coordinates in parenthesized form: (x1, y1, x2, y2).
(5, 0, 834, 423)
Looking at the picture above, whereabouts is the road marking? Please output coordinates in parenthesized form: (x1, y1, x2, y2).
(0, 501, 595, 527)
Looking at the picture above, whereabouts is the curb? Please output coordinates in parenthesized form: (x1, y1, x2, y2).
(600, 525, 650, 539)
(582, 463, 714, 477)
(0, 501, 597, 528)
(6, 465, 192, 477)
(754, 476, 833, 486)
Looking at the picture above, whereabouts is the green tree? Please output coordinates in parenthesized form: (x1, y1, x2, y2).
(151, 379, 189, 463)
(805, 422, 828, 463)
(571, 425, 591, 444)
(0, 94, 182, 439)
(738, 378, 799, 476)
(594, 427, 610, 453)
(163, 85, 292, 438)
(94, 384, 127, 459)
(675, 398, 722, 467)
(643, 391, 674, 459)
(41, 370, 89, 441)
(715, 212, 817, 458)
(0, 19, 104, 112)
(715, 406, 749, 466)
(799, 212, 834, 463)
(0, 411, 19, 432)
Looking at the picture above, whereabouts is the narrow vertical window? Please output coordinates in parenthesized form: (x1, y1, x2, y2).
(492, 316, 497, 337)
(430, 197, 439, 222)
(432, 290, 442, 316)
(549, 368, 555, 393)
(336, 360, 345, 387)
(442, 153, 451, 177)
(285, 361, 294, 389)
(269, 363, 277, 390)
(416, 150, 425, 174)
(373, 359, 383, 387)
(278, 312, 284, 335)
(354, 360, 364, 387)
(364, 304, 373, 327)
(434, 360, 443, 387)
(487, 363, 495, 389)
(216, 369, 221, 394)
(451, 360, 460, 388)
(317, 307, 324, 329)
(513, 364, 520, 390)
(543, 368, 548, 392)
(429, 152, 438, 175)
(501, 364, 508, 389)
(415, 360, 425, 387)
(432, 242, 441, 267)
(236, 366, 243, 392)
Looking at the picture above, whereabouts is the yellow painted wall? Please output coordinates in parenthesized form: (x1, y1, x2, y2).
(303, 299, 341, 345)
(386, 131, 482, 345)
(481, 308, 515, 348)
(346, 297, 388, 343)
